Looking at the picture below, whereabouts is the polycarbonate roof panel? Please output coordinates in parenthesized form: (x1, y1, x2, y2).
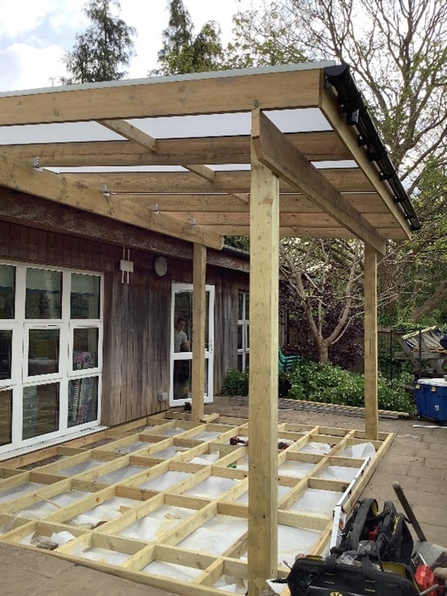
(0, 108, 330, 145)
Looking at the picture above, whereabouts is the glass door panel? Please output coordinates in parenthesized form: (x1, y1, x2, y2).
(170, 284, 214, 406)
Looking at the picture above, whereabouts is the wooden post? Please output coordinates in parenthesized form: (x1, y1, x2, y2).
(191, 243, 206, 422)
(247, 126, 280, 596)
(364, 243, 378, 440)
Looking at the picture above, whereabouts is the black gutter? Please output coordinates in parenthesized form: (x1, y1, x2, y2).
(324, 63, 421, 231)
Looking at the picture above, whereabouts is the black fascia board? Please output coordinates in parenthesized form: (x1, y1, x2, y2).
(324, 63, 421, 231)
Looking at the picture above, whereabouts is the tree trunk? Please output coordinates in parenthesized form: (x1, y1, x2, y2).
(318, 342, 329, 363)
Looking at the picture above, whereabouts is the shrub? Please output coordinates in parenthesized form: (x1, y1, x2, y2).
(221, 369, 292, 398)
(221, 369, 249, 396)
(287, 361, 415, 415)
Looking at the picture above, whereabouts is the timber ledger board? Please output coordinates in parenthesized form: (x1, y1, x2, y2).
(0, 413, 393, 596)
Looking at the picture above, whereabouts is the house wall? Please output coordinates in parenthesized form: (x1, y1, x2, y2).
(0, 192, 249, 427)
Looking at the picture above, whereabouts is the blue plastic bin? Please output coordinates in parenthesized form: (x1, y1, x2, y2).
(414, 378, 447, 423)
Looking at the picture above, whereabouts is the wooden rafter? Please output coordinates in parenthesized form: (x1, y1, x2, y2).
(251, 109, 387, 254)
(0, 153, 223, 250)
(97, 120, 216, 182)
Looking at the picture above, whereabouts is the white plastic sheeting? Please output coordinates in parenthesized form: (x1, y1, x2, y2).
(67, 496, 140, 529)
(288, 488, 343, 517)
(118, 504, 195, 541)
(16, 490, 90, 519)
(0, 482, 45, 504)
(138, 471, 192, 491)
(183, 477, 240, 499)
(338, 443, 376, 459)
(178, 514, 247, 555)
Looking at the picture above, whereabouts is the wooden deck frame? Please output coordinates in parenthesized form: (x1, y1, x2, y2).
(0, 63, 417, 595)
(0, 414, 393, 596)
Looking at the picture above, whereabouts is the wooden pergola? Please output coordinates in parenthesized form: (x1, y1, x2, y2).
(0, 62, 418, 596)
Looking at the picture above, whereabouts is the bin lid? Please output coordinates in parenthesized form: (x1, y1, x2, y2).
(416, 378, 447, 386)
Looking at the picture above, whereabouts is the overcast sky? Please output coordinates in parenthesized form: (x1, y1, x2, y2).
(0, 0, 251, 92)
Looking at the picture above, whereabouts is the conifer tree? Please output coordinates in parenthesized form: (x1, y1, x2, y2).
(62, 0, 136, 83)
(153, 0, 223, 75)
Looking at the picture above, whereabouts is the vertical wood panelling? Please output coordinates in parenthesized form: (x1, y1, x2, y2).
(0, 220, 249, 427)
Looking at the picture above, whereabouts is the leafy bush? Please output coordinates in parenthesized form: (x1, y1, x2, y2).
(221, 369, 249, 396)
(221, 369, 291, 398)
(220, 362, 415, 415)
(287, 361, 415, 415)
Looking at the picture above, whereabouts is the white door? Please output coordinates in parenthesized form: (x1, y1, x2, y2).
(170, 284, 214, 406)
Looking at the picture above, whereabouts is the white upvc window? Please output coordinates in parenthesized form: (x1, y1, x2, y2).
(0, 261, 103, 455)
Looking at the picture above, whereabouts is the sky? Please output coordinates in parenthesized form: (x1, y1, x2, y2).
(0, 0, 252, 92)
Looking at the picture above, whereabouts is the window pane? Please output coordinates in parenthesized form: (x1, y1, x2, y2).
(0, 330, 12, 380)
(0, 264, 15, 319)
(237, 324, 243, 350)
(68, 377, 98, 427)
(28, 329, 59, 376)
(23, 383, 59, 440)
(0, 390, 12, 445)
(73, 328, 98, 370)
(26, 268, 62, 319)
(71, 274, 100, 319)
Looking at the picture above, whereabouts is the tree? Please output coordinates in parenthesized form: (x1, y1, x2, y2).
(62, 0, 136, 84)
(153, 0, 224, 75)
(279, 238, 365, 363)
(230, 0, 447, 329)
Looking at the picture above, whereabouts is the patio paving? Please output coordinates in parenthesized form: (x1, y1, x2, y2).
(2, 395, 447, 596)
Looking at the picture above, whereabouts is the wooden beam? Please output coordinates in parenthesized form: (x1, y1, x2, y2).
(191, 243, 206, 423)
(248, 130, 279, 596)
(114, 192, 387, 214)
(167, 211, 402, 232)
(251, 109, 387, 255)
(0, 68, 323, 125)
(99, 121, 216, 183)
(98, 119, 157, 152)
(1, 130, 352, 166)
(321, 87, 411, 240)
(0, 154, 223, 250)
(184, 165, 215, 183)
(62, 168, 376, 194)
(364, 243, 378, 440)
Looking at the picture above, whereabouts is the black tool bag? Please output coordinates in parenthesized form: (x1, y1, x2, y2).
(286, 554, 421, 596)
(333, 497, 414, 566)
(284, 498, 418, 596)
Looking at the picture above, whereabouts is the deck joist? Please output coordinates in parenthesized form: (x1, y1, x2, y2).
(0, 413, 393, 596)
